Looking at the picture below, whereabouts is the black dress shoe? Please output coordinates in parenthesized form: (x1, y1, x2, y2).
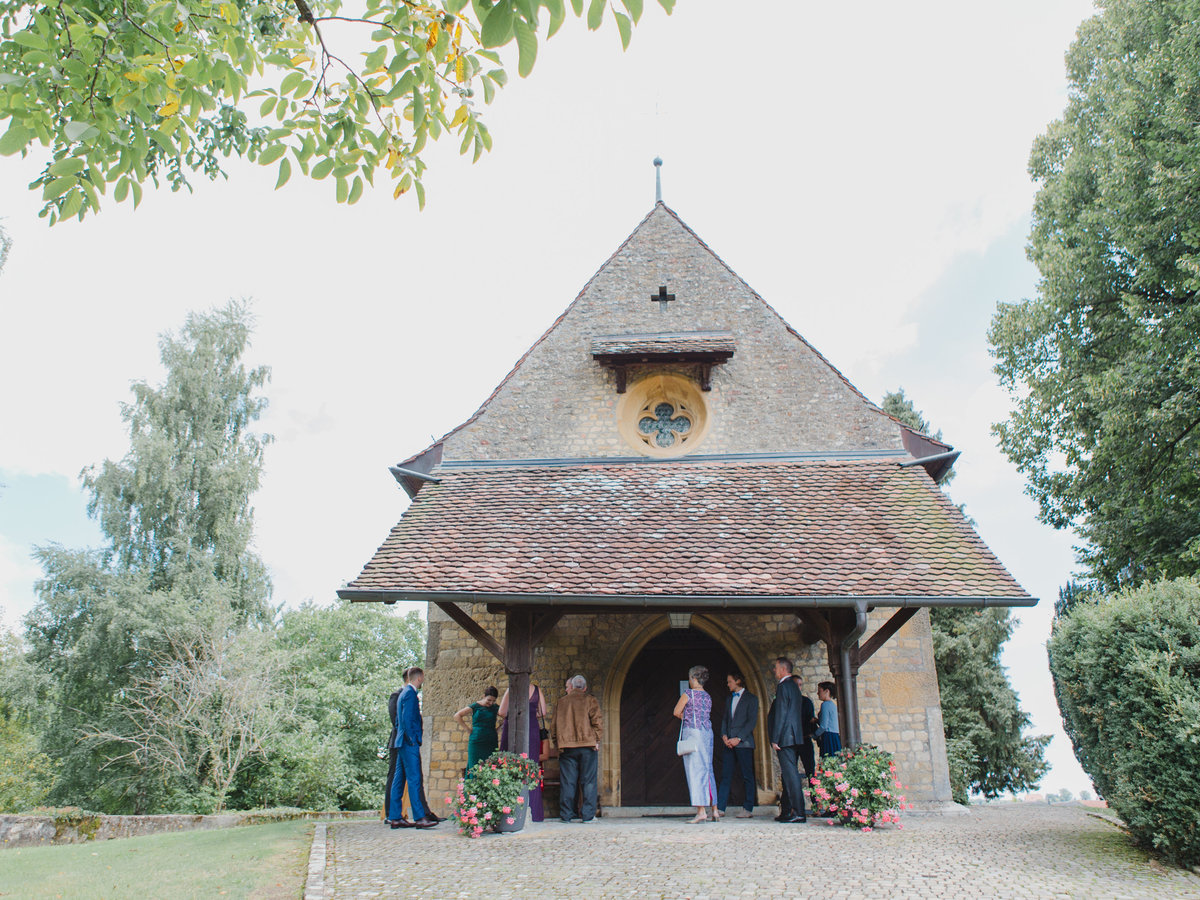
(782, 814, 807, 824)
(388, 818, 414, 829)
(425, 812, 443, 822)
(413, 816, 439, 828)
(774, 813, 788, 822)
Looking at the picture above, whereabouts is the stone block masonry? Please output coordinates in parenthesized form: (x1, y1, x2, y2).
(422, 603, 951, 809)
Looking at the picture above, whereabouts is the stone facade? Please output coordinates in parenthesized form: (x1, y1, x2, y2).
(401, 204, 957, 809)
(439, 207, 899, 461)
(422, 603, 950, 808)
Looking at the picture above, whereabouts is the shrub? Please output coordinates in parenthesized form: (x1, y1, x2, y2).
(808, 744, 908, 831)
(1048, 576, 1200, 866)
(445, 751, 541, 838)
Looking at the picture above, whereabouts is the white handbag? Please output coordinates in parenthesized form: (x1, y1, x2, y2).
(676, 720, 698, 756)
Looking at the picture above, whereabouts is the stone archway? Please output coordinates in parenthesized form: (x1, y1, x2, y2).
(600, 614, 774, 810)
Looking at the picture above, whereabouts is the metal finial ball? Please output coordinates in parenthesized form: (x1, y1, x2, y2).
(653, 157, 663, 167)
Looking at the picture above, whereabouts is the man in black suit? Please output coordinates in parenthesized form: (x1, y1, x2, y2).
(767, 656, 807, 823)
(778, 672, 817, 820)
(717, 670, 759, 818)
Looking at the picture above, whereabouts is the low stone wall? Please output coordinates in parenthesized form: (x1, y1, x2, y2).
(0, 809, 373, 849)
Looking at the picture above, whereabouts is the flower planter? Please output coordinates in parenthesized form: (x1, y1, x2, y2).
(494, 790, 528, 833)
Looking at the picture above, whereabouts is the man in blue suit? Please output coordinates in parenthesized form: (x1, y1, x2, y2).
(388, 667, 439, 829)
(767, 657, 807, 823)
(717, 670, 759, 818)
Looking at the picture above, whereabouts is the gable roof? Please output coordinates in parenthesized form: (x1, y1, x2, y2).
(341, 456, 1032, 607)
(399, 203, 939, 470)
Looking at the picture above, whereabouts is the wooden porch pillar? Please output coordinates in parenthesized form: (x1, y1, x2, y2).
(505, 608, 533, 760)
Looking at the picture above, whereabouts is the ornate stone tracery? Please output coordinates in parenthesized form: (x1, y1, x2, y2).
(617, 373, 710, 458)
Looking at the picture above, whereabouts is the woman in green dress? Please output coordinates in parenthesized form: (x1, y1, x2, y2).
(454, 686, 501, 771)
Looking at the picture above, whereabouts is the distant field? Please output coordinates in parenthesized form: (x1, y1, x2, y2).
(0, 820, 311, 900)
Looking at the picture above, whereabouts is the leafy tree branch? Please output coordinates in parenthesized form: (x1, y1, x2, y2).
(0, 0, 675, 223)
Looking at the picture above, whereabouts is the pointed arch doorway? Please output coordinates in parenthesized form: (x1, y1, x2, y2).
(619, 627, 743, 807)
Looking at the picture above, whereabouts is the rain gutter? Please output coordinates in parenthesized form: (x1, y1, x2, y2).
(336, 589, 1036, 608)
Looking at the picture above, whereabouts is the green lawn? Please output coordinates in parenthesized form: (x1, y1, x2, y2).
(0, 820, 312, 900)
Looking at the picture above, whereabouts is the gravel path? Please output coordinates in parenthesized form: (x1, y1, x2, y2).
(319, 805, 1200, 899)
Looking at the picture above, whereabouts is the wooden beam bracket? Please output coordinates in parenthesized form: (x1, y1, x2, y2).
(853, 607, 919, 668)
(434, 601, 504, 664)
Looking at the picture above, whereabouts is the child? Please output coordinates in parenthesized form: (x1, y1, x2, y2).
(813, 681, 841, 757)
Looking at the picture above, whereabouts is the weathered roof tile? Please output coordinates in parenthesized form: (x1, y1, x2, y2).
(343, 458, 1030, 602)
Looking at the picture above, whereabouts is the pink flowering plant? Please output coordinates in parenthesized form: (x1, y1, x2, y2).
(808, 744, 909, 831)
(445, 751, 541, 837)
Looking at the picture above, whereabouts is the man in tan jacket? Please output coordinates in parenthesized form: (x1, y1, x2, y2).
(552, 674, 603, 823)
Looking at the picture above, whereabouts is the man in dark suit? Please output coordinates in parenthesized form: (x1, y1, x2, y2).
(385, 682, 405, 826)
(767, 656, 807, 823)
(717, 670, 759, 818)
(778, 672, 817, 820)
(388, 667, 438, 829)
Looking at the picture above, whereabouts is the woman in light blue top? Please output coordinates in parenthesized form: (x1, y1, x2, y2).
(814, 681, 841, 757)
(673, 665, 718, 823)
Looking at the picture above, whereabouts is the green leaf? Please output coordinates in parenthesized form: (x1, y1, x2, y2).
(413, 91, 426, 130)
(279, 71, 304, 96)
(311, 158, 335, 180)
(614, 11, 631, 49)
(63, 121, 97, 142)
(259, 144, 287, 165)
(586, 0, 604, 29)
(656, 0, 674, 11)
(0, 123, 32, 156)
(60, 188, 83, 218)
(259, 95, 277, 117)
(621, 0, 643, 22)
(44, 176, 77, 200)
(335, 175, 348, 203)
(348, 175, 363, 204)
(12, 30, 46, 50)
(48, 157, 86, 177)
(545, 0, 566, 37)
(569, 0, 584, 14)
(481, 2, 515, 48)
(275, 157, 291, 190)
(114, 176, 130, 203)
(514, 19, 537, 78)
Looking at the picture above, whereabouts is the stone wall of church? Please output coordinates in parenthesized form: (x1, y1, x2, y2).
(419, 602, 953, 811)
(438, 208, 901, 463)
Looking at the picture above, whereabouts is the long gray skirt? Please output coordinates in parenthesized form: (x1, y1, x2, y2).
(681, 726, 716, 806)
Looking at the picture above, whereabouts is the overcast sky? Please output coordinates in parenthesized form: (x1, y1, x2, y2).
(1, 0, 1098, 794)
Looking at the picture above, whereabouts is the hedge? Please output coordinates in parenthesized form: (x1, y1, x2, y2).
(1048, 576, 1200, 866)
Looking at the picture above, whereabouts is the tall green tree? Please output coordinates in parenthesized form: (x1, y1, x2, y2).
(0, 630, 54, 811)
(0, 0, 674, 223)
(882, 389, 1049, 802)
(234, 602, 425, 811)
(24, 301, 273, 811)
(989, 0, 1200, 590)
(82, 300, 272, 616)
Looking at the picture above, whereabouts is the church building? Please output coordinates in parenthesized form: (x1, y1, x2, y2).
(340, 194, 1035, 812)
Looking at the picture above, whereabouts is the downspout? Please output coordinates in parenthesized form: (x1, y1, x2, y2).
(839, 600, 869, 749)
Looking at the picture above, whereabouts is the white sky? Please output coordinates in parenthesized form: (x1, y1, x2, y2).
(0, 0, 1098, 795)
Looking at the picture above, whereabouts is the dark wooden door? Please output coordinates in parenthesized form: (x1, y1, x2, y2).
(619, 628, 742, 807)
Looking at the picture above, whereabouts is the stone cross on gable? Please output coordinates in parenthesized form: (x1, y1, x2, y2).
(651, 285, 675, 312)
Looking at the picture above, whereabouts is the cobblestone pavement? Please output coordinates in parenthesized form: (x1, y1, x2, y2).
(322, 805, 1200, 899)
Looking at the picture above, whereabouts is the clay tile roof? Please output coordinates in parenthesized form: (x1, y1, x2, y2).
(341, 458, 1032, 604)
(591, 331, 736, 357)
